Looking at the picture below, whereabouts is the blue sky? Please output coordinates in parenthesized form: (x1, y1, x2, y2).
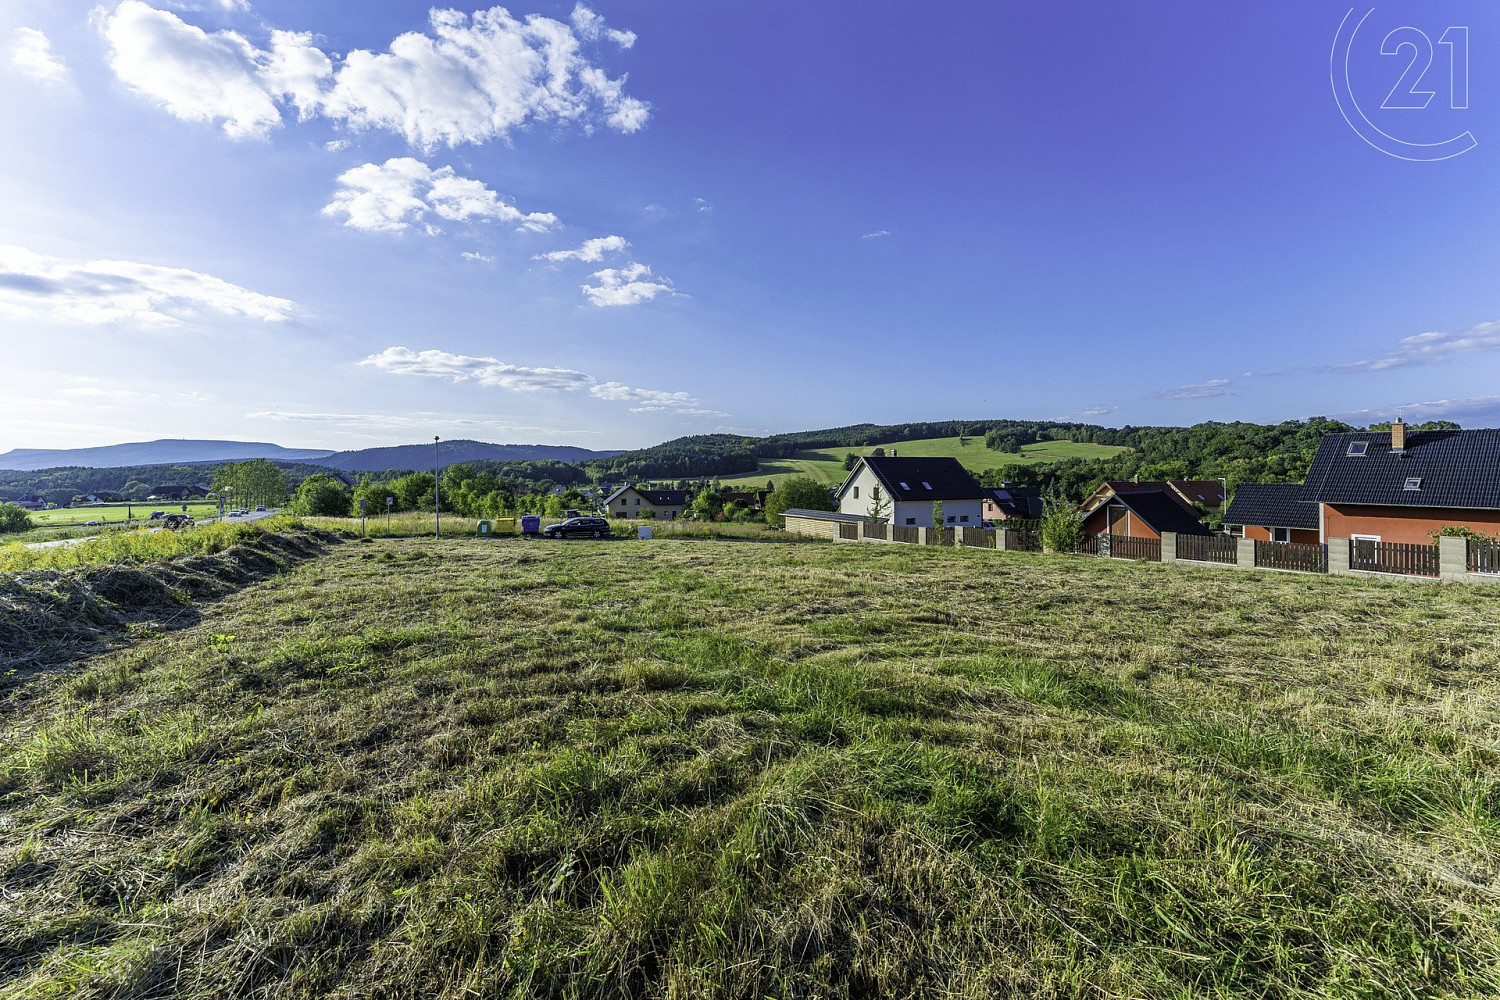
(2, 0, 1499, 451)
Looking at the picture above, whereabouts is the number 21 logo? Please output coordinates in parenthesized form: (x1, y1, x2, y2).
(1332, 9, 1477, 161)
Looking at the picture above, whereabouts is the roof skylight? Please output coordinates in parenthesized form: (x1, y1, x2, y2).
(1404, 476, 1422, 491)
(1347, 441, 1369, 456)
(922, 481, 932, 489)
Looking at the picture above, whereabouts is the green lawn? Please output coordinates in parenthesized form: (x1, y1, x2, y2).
(26, 501, 224, 526)
(4, 530, 1500, 998)
(716, 436, 1129, 488)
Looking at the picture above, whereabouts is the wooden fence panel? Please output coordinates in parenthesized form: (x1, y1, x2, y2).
(1178, 534, 1238, 565)
(1470, 539, 1500, 575)
(1109, 534, 1161, 562)
(838, 521, 859, 540)
(1350, 539, 1439, 577)
(862, 521, 888, 541)
(892, 525, 919, 544)
(926, 527, 955, 547)
(1078, 535, 1100, 556)
(962, 527, 996, 548)
(1007, 529, 1042, 552)
(1254, 540, 1327, 573)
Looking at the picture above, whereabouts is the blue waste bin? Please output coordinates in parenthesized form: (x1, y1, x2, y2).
(521, 515, 541, 535)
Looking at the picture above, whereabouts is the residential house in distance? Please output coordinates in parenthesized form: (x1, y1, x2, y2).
(604, 485, 690, 520)
(1221, 482, 1320, 544)
(723, 490, 768, 511)
(1233, 420, 1500, 546)
(983, 484, 1043, 522)
(834, 456, 988, 528)
(1077, 481, 1215, 539)
(9, 494, 46, 510)
(149, 484, 210, 501)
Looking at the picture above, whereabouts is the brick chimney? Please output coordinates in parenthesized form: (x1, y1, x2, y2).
(1391, 418, 1406, 452)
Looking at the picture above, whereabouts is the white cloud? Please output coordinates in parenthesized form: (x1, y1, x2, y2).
(0, 245, 294, 326)
(533, 234, 627, 262)
(1157, 378, 1231, 400)
(360, 346, 720, 415)
(569, 3, 636, 48)
(324, 138, 350, 152)
(581, 261, 674, 307)
(102, 2, 650, 146)
(461, 251, 493, 263)
(861, 229, 891, 239)
(695, 198, 711, 213)
(1333, 319, 1500, 373)
(1334, 396, 1500, 425)
(246, 409, 570, 436)
(11, 28, 71, 86)
(322, 157, 558, 233)
(1077, 404, 1119, 418)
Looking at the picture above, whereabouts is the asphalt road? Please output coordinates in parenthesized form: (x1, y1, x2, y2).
(23, 508, 283, 550)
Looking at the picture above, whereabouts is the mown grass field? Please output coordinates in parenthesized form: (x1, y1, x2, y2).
(4, 531, 1500, 998)
(715, 436, 1129, 488)
(26, 501, 223, 526)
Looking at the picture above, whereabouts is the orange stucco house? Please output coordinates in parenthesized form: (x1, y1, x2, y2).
(1229, 421, 1500, 546)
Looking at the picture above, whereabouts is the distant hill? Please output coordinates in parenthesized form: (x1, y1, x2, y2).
(0, 439, 336, 472)
(324, 440, 621, 473)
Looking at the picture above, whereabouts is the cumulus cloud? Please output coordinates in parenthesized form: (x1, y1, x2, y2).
(1332, 319, 1500, 373)
(581, 261, 674, 307)
(1334, 395, 1500, 425)
(361, 346, 721, 415)
(461, 250, 493, 262)
(102, 1, 649, 146)
(11, 28, 71, 86)
(322, 157, 558, 233)
(533, 234, 627, 262)
(0, 245, 294, 326)
(1157, 378, 1231, 400)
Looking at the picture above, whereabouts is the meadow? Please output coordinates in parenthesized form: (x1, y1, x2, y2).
(4, 530, 1500, 998)
(25, 501, 223, 526)
(715, 436, 1129, 488)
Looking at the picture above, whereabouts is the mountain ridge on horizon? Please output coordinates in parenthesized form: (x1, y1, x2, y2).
(0, 438, 623, 473)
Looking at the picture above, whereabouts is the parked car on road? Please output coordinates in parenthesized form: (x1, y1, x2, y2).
(255, 505, 267, 512)
(541, 516, 611, 539)
(161, 514, 193, 530)
(149, 511, 166, 520)
(84, 520, 101, 526)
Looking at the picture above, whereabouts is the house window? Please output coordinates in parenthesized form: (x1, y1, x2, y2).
(635, 498, 640, 505)
(905, 517, 916, 525)
(1404, 477, 1422, 491)
(947, 515, 956, 523)
(853, 486, 859, 499)
(1272, 527, 1290, 543)
(899, 481, 910, 490)
(959, 515, 969, 522)
(922, 482, 932, 490)
(1347, 441, 1368, 456)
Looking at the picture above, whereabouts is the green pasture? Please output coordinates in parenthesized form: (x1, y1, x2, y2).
(25, 501, 225, 526)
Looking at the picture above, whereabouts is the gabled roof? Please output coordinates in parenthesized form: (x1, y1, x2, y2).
(1106, 489, 1214, 536)
(1168, 480, 1226, 509)
(837, 456, 986, 503)
(1302, 430, 1500, 510)
(1223, 482, 1320, 530)
(987, 485, 1043, 519)
(605, 485, 690, 506)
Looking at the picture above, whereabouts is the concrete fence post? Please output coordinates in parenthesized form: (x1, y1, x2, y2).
(1439, 535, 1467, 582)
(1327, 537, 1350, 575)
(1160, 531, 1177, 564)
(995, 528, 1009, 552)
(918, 527, 930, 546)
(1235, 537, 1255, 570)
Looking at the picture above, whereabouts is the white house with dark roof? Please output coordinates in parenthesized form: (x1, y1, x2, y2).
(603, 485, 690, 520)
(834, 456, 987, 528)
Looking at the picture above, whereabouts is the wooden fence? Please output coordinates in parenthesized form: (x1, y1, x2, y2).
(838, 521, 859, 540)
(1469, 539, 1500, 575)
(1007, 529, 1043, 552)
(1108, 534, 1161, 562)
(1177, 534, 1238, 565)
(961, 527, 996, 548)
(892, 525, 919, 544)
(926, 527, 955, 547)
(862, 521, 888, 541)
(1078, 535, 1100, 556)
(1254, 540, 1327, 573)
(1350, 538, 1439, 577)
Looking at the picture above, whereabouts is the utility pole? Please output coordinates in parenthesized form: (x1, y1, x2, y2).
(434, 435, 441, 538)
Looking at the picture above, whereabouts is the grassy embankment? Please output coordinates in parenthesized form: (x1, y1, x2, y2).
(4, 531, 1500, 998)
(0, 515, 304, 572)
(715, 436, 1129, 488)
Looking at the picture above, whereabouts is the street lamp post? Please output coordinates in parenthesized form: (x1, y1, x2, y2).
(434, 435, 441, 538)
